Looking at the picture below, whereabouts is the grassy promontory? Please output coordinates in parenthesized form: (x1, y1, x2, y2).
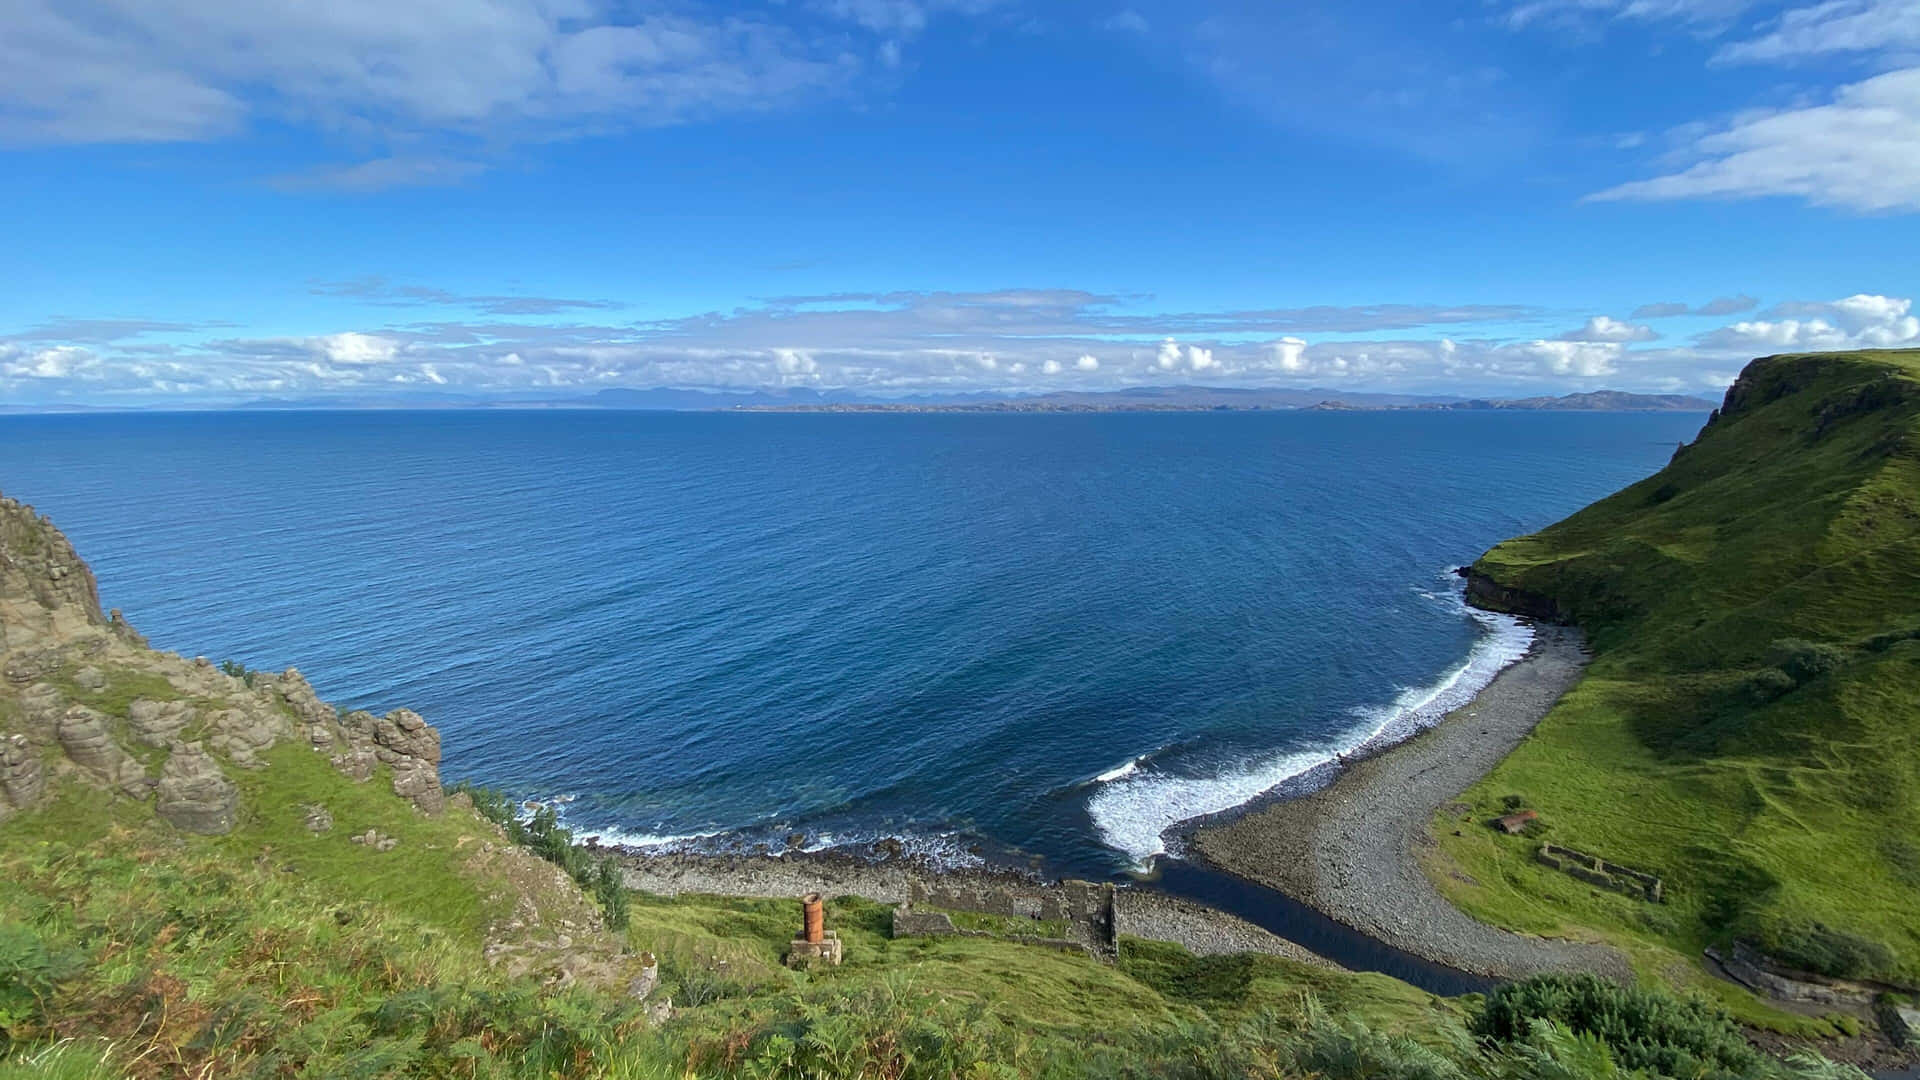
(1443, 350, 1920, 1009)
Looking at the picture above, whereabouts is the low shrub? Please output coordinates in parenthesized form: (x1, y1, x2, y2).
(1472, 973, 1765, 1080)
(451, 784, 631, 932)
(0, 923, 83, 1053)
(1756, 920, 1896, 982)
(1766, 639, 1849, 686)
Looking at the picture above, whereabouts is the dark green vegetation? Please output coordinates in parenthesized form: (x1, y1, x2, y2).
(459, 782, 631, 931)
(1441, 350, 1920, 1006)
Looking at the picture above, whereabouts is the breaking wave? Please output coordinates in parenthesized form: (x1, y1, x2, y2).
(1085, 576, 1533, 868)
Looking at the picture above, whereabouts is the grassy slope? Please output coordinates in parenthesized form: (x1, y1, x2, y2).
(1433, 350, 1920, 1017)
(1, 753, 1447, 1078)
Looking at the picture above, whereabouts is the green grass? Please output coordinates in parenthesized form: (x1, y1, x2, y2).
(1437, 349, 1920, 1003)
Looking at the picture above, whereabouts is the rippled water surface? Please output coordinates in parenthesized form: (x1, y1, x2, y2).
(0, 409, 1703, 875)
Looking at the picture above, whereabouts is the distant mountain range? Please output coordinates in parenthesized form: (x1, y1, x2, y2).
(1, 385, 1719, 415)
(730, 386, 1721, 413)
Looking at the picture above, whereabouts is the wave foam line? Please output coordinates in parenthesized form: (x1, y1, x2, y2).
(1086, 579, 1533, 868)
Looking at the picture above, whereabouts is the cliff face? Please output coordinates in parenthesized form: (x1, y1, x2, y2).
(0, 492, 444, 827)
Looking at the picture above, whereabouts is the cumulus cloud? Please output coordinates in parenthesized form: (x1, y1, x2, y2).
(1701, 293, 1920, 350)
(1590, 66, 1920, 212)
(6, 286, 1907, 404)
(316, 332, 402, 365)
(1516, 339, 1622, 376)
(0, 344, 94, 379)
(1559, 315, 1658, 342)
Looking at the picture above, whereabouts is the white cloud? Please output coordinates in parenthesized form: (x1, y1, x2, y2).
(1155, 338, 1218, 374)
(1718, 0, 1920, 64)
(0, 0, 922, 167)
(318, 332, 401, 365)
(1703, 293, 1920, 349)
(1589, 67, 1920, 212)
(1515, 340, 1622, 377)
(1103, 10, 1149, 33)
(8, 286, 1903, 404)
(1502, 0, 1755, 31)
(1560, 315, 1659, 342)
(814, 0, 1004, 36)
(0, 344, 94, 379)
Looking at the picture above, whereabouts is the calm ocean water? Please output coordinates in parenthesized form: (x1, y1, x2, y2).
(0, 409, 1702, 876)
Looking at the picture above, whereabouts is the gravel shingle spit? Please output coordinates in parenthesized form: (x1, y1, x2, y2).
(1190, 625, 1634, 983)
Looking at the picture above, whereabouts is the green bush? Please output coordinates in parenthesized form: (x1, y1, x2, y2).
(0, 923, 83, 1053)
(1757, 920, 1896, 981)
(1472, 974, 1765, 1080)
(1739, 667, 1797, 704)
(1766, 639, 1849, 686)
(449, 785, 631, 933)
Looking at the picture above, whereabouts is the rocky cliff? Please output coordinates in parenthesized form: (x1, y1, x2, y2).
(0, 492, 445, 829)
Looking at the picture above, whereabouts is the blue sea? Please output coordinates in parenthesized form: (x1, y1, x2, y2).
(0, 409, 1702, 877)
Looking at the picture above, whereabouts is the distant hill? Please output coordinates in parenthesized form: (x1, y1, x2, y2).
(1447, 348, 1920, 992)
(735, 385, 1714, 413)
(4, 384, 1718, 414)
(1429, 390, 1719, 412)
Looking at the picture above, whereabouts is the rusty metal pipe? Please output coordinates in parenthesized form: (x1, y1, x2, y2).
(802, 893, 824, 944)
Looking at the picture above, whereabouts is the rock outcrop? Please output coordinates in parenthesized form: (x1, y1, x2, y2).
(0, 734, 45, 819)
(127, 698, 195, 747)
(155, 742, 238, 835)
(57, 706, 150, 796)
(0, 490, 449, 835)
(0, 495, 108, 649)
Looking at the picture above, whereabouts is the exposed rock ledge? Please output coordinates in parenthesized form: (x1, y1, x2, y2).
(1458, 566, 1567, 624)
(0, 492, 446, 831)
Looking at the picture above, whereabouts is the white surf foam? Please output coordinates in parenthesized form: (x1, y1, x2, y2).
(1085, 575, 1534, 868)
(1094, 757, 1143, 783)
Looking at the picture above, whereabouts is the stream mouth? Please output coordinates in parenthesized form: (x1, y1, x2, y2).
(1149, 859, 1497, 997)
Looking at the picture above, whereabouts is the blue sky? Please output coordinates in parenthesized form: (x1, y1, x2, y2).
(2, 0, 1916, 405)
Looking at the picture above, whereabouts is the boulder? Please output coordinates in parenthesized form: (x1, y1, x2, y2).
(206, 706, 289, 768)
(275, 669, 337, 751)
(155, 742, 238, 835)
(127, 698, 196, 747)
(330, 746, 377, 782)
(56, 705, 149, 795)
(372, 709, 441, 766)
(303, 803, 334, 834)
(73, 665, 107, 691)
(627, 954, 660, 1001)
(338, 708, 445, 814)
(0, 734, 45, 817)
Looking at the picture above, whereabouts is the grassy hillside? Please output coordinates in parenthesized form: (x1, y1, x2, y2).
(1438, 350, 1920, 1001)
